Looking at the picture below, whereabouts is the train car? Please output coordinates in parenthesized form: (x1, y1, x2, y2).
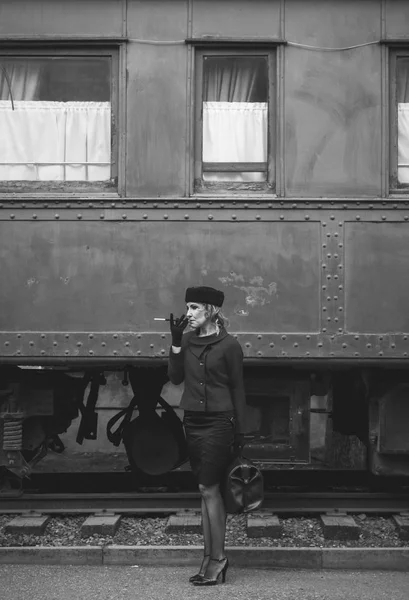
(1, 0, 409, 492)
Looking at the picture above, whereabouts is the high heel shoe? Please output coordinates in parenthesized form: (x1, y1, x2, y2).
(189, 554, 210, 583)
(192, 557, 229, 586)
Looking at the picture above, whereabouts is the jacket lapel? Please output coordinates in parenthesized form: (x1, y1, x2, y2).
(187, 328, 228, 359)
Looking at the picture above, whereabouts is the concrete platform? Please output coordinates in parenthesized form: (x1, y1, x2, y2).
(0, 546, 408, 571)
(0, 546, 102, 565)
(2, 564, 409, 600)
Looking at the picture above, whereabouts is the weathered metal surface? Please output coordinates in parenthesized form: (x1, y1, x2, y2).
(191, 0, 282, 39)
(0, 218, 321, 332)
(345, 223, 409, 333)
(286, 0, 381, 48)
(285, 0, 381, 197)
(385, 0, 409, 40)
(0, 207, 408, 360)
(126, 0, 187, 196)
(0, 199, 409, 209)
(1, 1, 409, 198)
(0, 0, 409, 363)
(0, 0, 125, 37)
(0, 0, 401, 198)
(2, 332, 409, 360)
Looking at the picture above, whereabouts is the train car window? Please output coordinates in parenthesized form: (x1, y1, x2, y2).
(396, 57, 409, 187)
(194, 49, 275, 194)
(0, 49, 118, 192)
(390, 50, 409, 192)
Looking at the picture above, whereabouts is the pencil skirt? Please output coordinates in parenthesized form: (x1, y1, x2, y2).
(183, 410, 235, 487)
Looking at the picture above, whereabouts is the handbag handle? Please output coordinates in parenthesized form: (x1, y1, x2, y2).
(106, 393, 139, 447)
(106, 387, 178, 447)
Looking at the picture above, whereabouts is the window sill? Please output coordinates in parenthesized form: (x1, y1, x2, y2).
(0, 181, 119, 200)
(389, 191, 409, 198)
(194, 182, 276, 196)
(0, 192, 120, 200)
(192, 192, 278, 200)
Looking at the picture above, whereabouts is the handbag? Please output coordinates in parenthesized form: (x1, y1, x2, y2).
(223, 453, 264, 514)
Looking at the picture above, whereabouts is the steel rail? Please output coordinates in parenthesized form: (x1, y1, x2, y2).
(1, 491, 409, 515)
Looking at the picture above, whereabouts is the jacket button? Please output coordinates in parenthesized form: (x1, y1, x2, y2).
(199, 400, 204, 403)
(200, 362, 204, 366)
(199, 381, 204, 385)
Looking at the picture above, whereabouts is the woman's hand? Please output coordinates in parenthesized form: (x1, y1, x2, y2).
(170, 313, 188, 347)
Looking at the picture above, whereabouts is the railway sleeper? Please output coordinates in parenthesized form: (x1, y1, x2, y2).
(320, 512, 360, 541)
(392, 513, 409, 541)
(81, 512, 121, 538)
(3, 510, 409, 542)
(4, 511, 50, 535)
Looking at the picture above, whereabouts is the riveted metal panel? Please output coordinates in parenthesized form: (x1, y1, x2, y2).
(2, 332, 409, 361)
(0, 0, 125, 37)
(0, 219, 321, 333)
(345, 222, 409, 333)
(1, 198, 409, 210)
(319, 216, 345, 336)
(1, 205, 409, 362)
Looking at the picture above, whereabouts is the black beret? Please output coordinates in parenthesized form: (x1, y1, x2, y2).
(185, 286, 225, 307)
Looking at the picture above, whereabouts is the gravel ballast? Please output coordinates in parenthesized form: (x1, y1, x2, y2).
(0, 514, 408, 549)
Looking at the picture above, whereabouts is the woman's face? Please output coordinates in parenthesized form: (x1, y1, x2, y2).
(186, 302, 209, 328)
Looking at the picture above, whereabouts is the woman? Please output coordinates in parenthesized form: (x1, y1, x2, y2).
(168, 285, 246, 586)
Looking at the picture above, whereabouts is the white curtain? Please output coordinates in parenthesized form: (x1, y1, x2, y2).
(203, 101, 267, 161)
(0, 63, 40, 101)
(0, 101, 110, 181)
(398, 103, 409, 184)
(203, 101, 267, 182)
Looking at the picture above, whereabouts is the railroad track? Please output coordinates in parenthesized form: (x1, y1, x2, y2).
(1, 491, 409, 515)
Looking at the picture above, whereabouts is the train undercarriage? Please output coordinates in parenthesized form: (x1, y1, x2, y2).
(2, 361, 409, 495)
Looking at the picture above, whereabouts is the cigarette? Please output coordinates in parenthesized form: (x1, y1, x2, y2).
(154, 317, 170, 321)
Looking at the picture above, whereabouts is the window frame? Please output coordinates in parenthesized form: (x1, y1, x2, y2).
(193, 46, 277, 195)
(389, 47, 409, 193)
(0, 44, 120, 195)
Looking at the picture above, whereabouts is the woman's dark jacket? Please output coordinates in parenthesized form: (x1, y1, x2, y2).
(168, 328, 246, 433)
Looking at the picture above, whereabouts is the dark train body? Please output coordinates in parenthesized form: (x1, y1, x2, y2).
(1, 0, 409, 490)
